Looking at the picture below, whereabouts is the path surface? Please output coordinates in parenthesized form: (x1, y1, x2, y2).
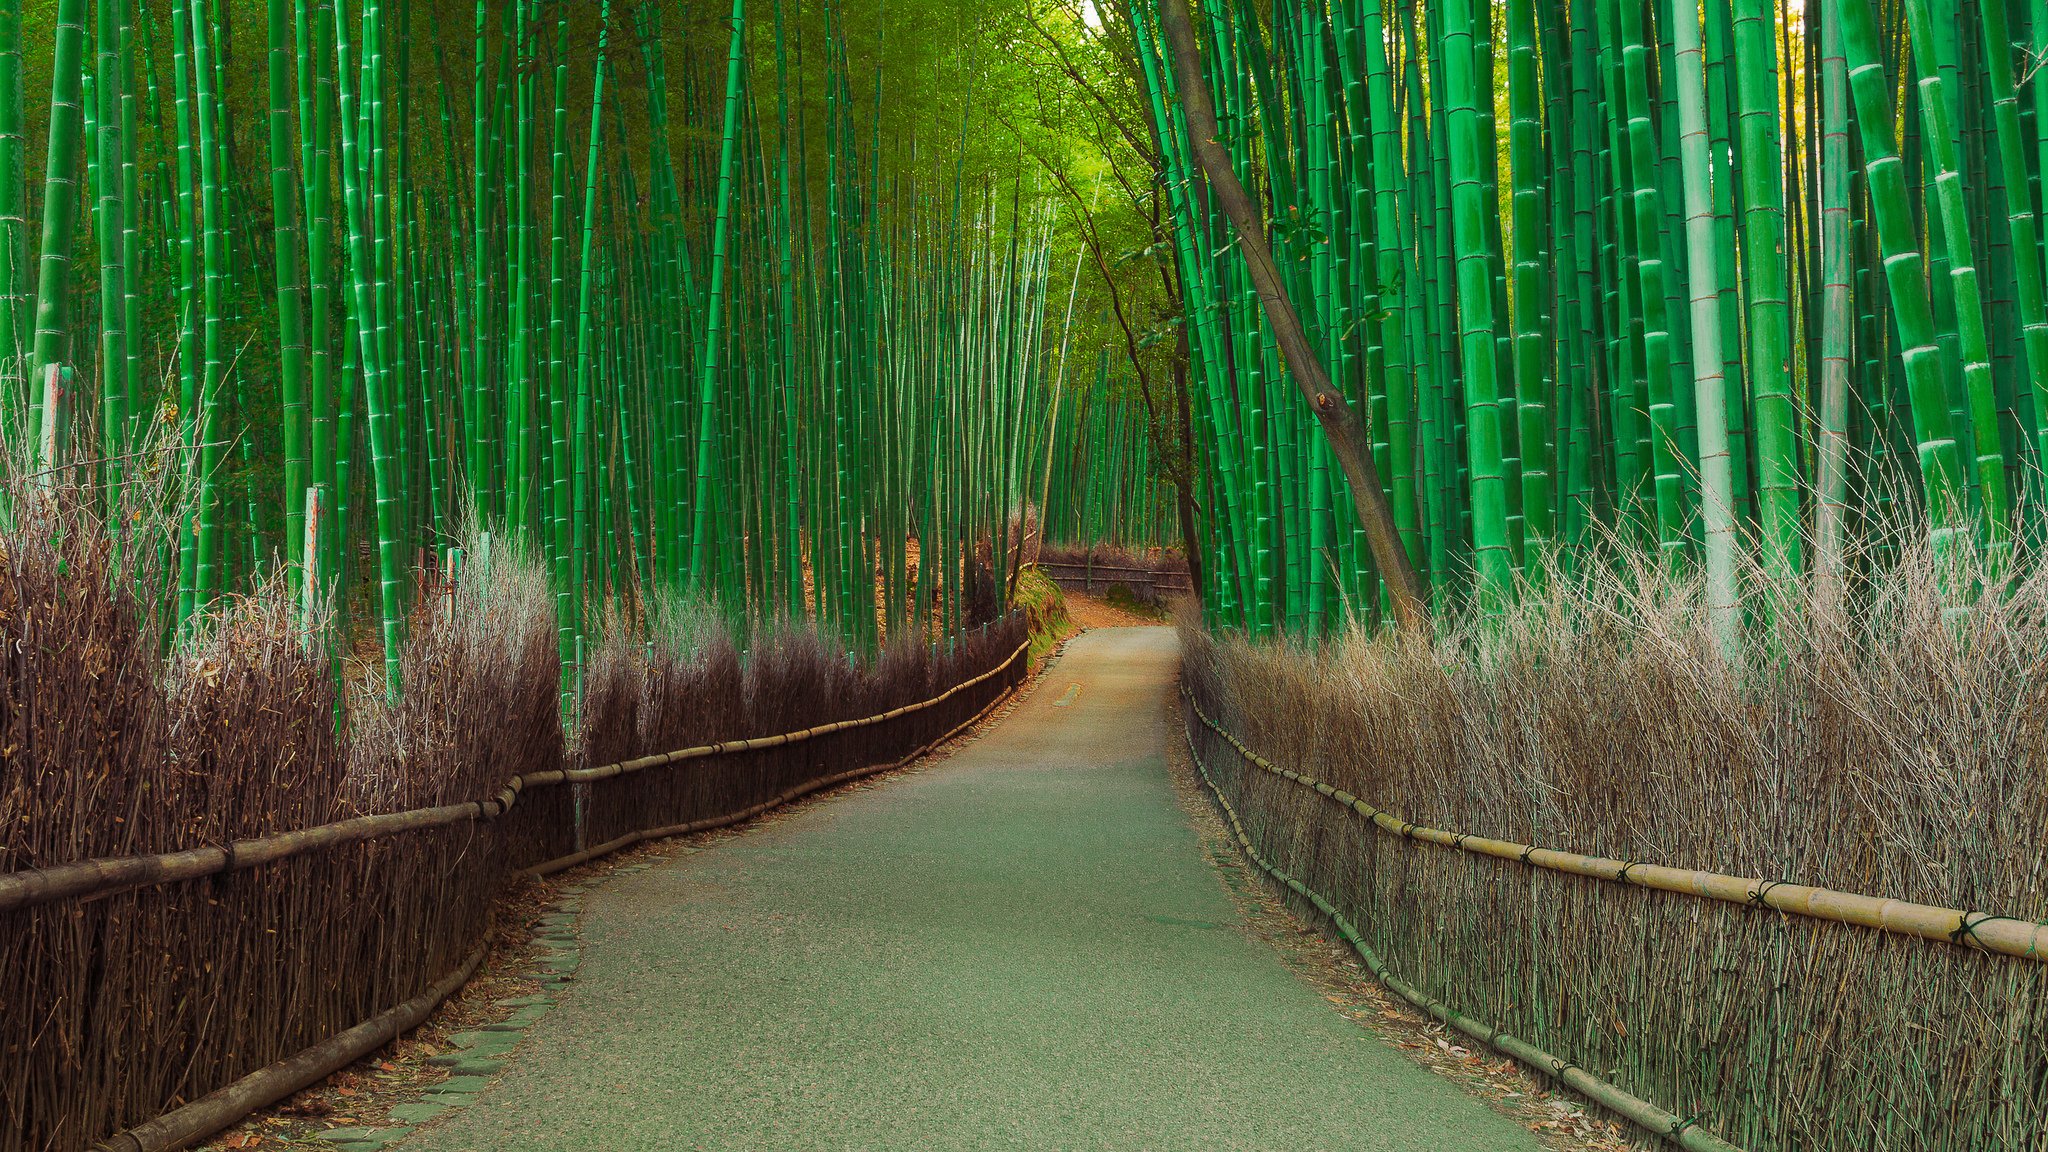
(401, 628, 1542, 1151)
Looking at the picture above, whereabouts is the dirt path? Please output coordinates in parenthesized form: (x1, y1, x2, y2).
(394, 628, 1544, 1151)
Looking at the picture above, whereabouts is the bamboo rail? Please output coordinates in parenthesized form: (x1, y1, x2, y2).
(539, 639, 1031, 787)
(1182, 686, 2048, 963)
(1035, 560, 1176, 577)
(1180, 713, 1744, 1152)
(0, 640, 1030, 917)
(91, 941, 491, 1152)
(526, 663, 1024, 877)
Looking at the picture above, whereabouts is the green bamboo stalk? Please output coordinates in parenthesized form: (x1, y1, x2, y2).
(331, 0, 406, 697)
(93, 0, 124, 486)
(0, 0, 20, 406)
(1442, 0, 1513, 606)
(570, 0, 613, 697)
(26, 0, 87, 424)
(688, 0, 746, 587)
(1841, 0, 1968, 537)
(269, 0, 308, 577)
(1899, 0, 2009, 538)
(1732, 0, 1803, 581)
(1674, 0, 1739, 644)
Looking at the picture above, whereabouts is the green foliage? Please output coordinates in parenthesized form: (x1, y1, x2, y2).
(1010, 561, 1073, 663)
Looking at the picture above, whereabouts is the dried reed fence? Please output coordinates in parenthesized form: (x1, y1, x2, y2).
(0, 495, 1028, 1152)
(1179, 539, 2048, 1152)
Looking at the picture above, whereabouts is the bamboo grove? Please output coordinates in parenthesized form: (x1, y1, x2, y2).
(1039, 354, 1180, 550)
(0, 0, 1065, 701)
(1125, 0, 2048, 636)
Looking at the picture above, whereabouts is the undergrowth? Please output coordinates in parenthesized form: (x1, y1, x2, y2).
(1181, 521, 2048, 1152)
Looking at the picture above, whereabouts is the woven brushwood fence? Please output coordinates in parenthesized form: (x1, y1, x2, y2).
(0, 527, 1029, 1152)
(1180, 625, 2048, 1152)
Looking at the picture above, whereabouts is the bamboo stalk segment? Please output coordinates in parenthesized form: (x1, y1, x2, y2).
(91, 942, 492, 1152)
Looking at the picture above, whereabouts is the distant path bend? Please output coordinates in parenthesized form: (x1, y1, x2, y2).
(400, 627, 1542, 1151)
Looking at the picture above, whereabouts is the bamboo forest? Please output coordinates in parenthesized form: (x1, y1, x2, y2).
(3, 0, 2043, 1150)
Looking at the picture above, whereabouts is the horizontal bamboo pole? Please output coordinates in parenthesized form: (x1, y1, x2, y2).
(1180, 714, 1745, 1152)
(92, 939, 491, 1152)
(547, 640, 1030, 786)
(1035, 561, 1169, 576)
(527, 660, 1023, 876)
(0, 640, 1031, 916)
(1182, 687, 2048, 963)
(0, 803, 486, 915)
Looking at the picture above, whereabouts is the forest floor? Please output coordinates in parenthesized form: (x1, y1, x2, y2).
(1062, 586, 1168, 628)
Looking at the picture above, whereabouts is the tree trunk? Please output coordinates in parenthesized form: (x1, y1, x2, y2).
(1154, 0, 1427, 634)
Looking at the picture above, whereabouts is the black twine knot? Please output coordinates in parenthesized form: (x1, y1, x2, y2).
(1950, 912, 2033, 948)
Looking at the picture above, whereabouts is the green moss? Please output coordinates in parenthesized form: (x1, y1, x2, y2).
(1103, 583, 1167, 620)
(1012, 565, 1075, 665)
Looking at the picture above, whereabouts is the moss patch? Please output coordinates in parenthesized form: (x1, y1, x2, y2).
(1012, 565, 1076, 665)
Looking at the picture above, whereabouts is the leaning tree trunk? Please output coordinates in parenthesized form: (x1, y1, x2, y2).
(1153, 0, 1428, 634)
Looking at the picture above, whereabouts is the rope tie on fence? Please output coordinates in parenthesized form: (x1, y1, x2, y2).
(1951, 913, 2038, 950)
(1616, 861, 1641, 886)
(1519, 845, 1538, 867)
(1747, 879, 1788, 908)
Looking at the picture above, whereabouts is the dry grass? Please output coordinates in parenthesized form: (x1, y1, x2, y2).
(1181, 528, 2048, 1152)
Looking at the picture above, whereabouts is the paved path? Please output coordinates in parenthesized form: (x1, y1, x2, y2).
(401, 628, 1541, 1151)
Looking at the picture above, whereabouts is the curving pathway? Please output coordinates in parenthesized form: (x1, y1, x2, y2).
(396, 627, 1542, 1151)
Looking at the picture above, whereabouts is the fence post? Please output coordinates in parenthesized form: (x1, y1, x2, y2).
(299, 483, 327, 651)
(33, 361, 66, 494)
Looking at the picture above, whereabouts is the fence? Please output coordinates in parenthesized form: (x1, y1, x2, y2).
(1035, 559, 1192, 603)
(1179, 640, 2048, 1152)
(1, 622, 1029, 1152)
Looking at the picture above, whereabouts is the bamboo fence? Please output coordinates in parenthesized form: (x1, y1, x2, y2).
(1, 515, 1030, 1152)
(1179, 611, 2048, 1152)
